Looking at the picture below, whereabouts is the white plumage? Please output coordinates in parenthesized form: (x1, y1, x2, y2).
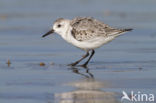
(42, 17, 132, 67)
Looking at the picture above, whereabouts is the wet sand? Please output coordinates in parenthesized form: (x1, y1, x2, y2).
(0, 0, 156, 103)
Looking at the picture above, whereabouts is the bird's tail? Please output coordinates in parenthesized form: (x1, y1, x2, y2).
(121, 28, 133, 32)
(108, 28, 133, 37)
(116, 28, 133, 36)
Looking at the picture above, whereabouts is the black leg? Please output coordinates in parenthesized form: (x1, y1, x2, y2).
(68, 51, 89, 66)
(81, 50, 95, 68)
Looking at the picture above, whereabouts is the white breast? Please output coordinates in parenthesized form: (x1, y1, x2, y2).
(61, 28, 116, 51)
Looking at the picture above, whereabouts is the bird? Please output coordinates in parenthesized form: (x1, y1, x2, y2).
(42, 17, 132, 67)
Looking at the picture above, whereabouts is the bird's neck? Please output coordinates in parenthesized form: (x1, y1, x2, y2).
(61, 25, 72, 41)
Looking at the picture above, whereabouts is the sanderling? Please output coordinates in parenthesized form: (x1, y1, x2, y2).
(42, 17, 132, 67)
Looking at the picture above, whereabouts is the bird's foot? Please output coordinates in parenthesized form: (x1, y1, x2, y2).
(79, 64, 88, 68)
(68, 62, 79, 66)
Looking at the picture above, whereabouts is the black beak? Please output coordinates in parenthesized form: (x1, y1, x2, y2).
(42, 29, 54, 37)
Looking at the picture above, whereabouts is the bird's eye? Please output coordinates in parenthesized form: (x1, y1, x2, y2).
(57, 24, 61, 28)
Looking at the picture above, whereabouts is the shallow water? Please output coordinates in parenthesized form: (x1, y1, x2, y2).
(0, 0, 156, 103)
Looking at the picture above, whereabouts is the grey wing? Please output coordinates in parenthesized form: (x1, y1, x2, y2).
(70, 17, 106, 41)
(70, 17, 126, 41)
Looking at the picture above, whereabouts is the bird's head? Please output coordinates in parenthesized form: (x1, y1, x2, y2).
(42, 18, 70, 37)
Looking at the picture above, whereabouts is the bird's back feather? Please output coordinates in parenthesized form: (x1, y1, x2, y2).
(70, 17, 131, 41)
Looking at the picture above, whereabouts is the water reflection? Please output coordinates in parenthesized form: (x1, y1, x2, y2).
(54, 67, 119, 103)
(70, 67, 94, 78)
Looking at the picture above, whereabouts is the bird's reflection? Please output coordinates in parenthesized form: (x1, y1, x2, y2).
(70, 67, 94, 78)
(54, 67, 119, 103)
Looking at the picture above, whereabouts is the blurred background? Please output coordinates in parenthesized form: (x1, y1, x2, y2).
(0, 0, 156, 62)
(0, 0, 156, 103)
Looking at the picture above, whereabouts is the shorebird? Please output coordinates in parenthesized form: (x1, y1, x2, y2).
(42, 17, 132, 67)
